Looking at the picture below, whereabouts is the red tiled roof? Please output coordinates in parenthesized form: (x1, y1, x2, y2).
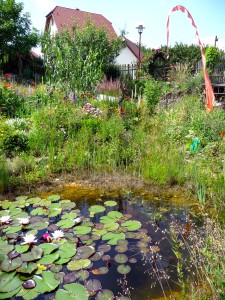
(124, 37, 144, 61)
(45, 6, 117, 40)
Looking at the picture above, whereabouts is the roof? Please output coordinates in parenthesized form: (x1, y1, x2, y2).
(124, 37, 144, 61)
(45, 6, 117, 40)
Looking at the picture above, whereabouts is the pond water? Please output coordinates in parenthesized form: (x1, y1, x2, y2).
(0, 184, 200, 300)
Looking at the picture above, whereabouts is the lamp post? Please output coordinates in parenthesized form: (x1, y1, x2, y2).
(136, 24, 145, 62)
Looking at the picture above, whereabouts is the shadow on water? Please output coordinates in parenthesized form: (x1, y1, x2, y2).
(35, 184, 201, 300)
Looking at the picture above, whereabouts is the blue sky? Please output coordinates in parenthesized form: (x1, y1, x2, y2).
(18, 0, 225, 52)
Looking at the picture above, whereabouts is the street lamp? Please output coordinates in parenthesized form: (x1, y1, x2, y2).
(136, 24, 145, 62)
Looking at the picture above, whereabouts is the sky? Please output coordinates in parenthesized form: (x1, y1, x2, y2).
(17, 0, 225, 54)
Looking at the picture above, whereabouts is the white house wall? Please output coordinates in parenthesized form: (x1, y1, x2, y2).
(115, 47, 137, 65)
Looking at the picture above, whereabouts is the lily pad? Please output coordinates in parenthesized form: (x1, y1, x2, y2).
(97, 244, 111, 253)
(38, 243, 58, 255)
(63, 272, 77, 283)
(89, 205, 106, 214)
(107, 211, 123, 219)
(1, 257, 23, 272)
(114, 254, 128, 264)
(85, 279, 101, 292)
(96, 289, 114, 300)
(73, 225, 91, 235)
(75, 246, 95, 259)
(75, 270, 89, 281)
(57, 219, 75, 229)
(103, 222, 119, 231)
(47, 194, 61, 202)
(102, 232, 126, 245)
(121, 220, 142, 231)
(17, 262, 38, 274)
(98, 267, 109, 274)
(21, 247, 43, 262)
(0, 272, 23, 293)
(50, 264, 63, 273)
(117, 264, 131, 275)
(55, 283, 88, 300)
(115, 244, 128, 253)
(67, 259, 91, 271)
(38, 252, 60, 265)
(104, 201, 117, 207)
(15, 244, 29, 254)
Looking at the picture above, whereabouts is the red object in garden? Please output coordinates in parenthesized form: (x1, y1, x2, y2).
(166, 5, 214, 111)
(221, 133, 225, 137)
(5, 73, 11, 78)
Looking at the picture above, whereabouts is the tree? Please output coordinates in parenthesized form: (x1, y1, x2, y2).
(41, 21, 124, 97)
(0, 0, 39, 75)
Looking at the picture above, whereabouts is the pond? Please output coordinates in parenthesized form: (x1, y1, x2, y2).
(0, 184, 200, 300)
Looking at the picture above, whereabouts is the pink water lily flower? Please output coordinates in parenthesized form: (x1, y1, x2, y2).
(0, 215, 11, 224)
(21, 233, 38, 245)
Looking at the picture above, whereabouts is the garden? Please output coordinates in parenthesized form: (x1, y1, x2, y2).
(1, 1, 225, 299)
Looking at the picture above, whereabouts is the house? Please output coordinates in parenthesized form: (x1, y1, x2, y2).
(45, 6, 117, 40)
(115, 36, 144, 65)
(44, 6, 143, 67)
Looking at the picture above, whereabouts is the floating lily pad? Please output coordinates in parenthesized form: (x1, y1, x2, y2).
(3, 225, 22, 234)
(1, 257, 23, 272)
(21, 247, 43, 262)
(8, 250, 20, 259)
(102, 255, 110, 261)
(90, 251, 103, 262)
(61, 212, 77, 220)
(15, 195, 28, 202)
(38, 252, 60, 265)
(85, 279, 101, 292)
(117, 264, 131, 275)
(96, 289, 114, 300)
(121, 220, 141, 231)
(17, 262, 38, 274)
(15, 244, 29, 254)
(67, 259, 91, 271)
(129, 258, 137, 264)
(115, 244, 128, 253)
(89, 205, 106, 214)
(57, 219, 75, 229)
(0, 240, 14, 254)
(92, 228, 107, 236)
(31, 221, 49, 230)
(38, 243, 58, 255)
(63, 272, 77, 284)
(61, 201, 76, 210)
(75, 246, 95, 259)
(103, 222, 119, 231)
(102, 232, 126, 245)
(97, 244, 111, 253)
(0, 271, 23, 293)
(104, 201, 117, 207)
(75, 270, 89, 281)
(98, 267, 109, 274)
(55, 283, 88, 300)
(107, 211, 123, 219)
(47, 195, 61, 202)
(114, 254, 128, 264)
(50, 264, 63, 273)
(73, 225, 91, 235)
(31, 207, 48, 216)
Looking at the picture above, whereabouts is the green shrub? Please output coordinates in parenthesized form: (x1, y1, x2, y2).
(0, 84, 25, 117)
(143, 78, 162, 114)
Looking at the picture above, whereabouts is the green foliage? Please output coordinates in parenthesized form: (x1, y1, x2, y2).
(0, 84, 25, 117)
(41, 22, 124, 97)
(163, 43, 202, 71)
(205, 46, 220, 69)
(0, 0, 39, 74)
(143, 78, 162, 114)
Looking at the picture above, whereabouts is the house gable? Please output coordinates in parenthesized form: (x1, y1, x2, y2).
(45, 6, 117, 40)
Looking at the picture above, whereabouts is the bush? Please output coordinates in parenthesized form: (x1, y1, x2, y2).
(0, 84, 25, 117)
(143, 79, 162, 114)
